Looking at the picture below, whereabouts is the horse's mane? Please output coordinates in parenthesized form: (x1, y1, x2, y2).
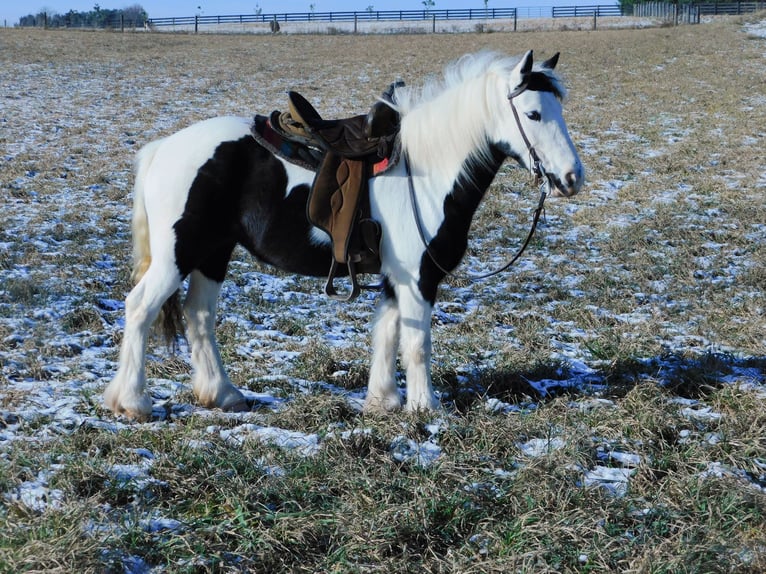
(393, 51, 565, 114)
(391, 51, 566, 180)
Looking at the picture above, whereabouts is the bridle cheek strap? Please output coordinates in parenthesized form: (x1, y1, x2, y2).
(508, 87, 546, 186)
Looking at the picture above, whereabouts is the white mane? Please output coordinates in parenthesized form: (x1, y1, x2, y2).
(394, 52, 516, 114)
(391, 51, 565, 180)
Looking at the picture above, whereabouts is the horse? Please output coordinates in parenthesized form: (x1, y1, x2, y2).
(104, 50, 584, 421)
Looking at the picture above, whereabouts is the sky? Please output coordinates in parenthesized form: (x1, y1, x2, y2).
(2, 1, 600, 26)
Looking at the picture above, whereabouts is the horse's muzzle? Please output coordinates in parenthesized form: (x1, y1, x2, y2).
(548, 168, 583, 198)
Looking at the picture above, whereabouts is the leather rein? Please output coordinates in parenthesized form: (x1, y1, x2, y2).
(405, 81, 550, 281)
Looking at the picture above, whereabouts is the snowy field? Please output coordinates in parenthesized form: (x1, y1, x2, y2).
(0, 16, 765, 573)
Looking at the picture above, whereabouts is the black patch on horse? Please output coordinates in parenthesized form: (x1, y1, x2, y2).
(527, 71, 564, 100)
(174, 136, 334, 282)
(417, 145, 507, 305)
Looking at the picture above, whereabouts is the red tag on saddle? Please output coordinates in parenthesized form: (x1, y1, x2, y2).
(372, 158, 389, 176)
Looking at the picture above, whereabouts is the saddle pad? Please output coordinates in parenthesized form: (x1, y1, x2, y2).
(251, 115, 322, 171)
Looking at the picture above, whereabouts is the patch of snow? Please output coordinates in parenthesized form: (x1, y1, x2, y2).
(108, 460, 167, 492)
(681, 406, 723, 422)
(140, 516, 186, 533)
(484, 397, 530, 414)
(390, 436, 442, 467)
(582, 466, 636, 497)
(744, 19, 766, 38)
(4, 470, 65, 512)
(597, 449, 642, 467)
(214, 423, 320, 457)
(572, 398, 617, 412)
(699, 462, 766, 492)
(518, 437, 565, 457)
(122, 555, 152, 574)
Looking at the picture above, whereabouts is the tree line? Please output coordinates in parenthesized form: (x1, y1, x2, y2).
(18, 4, 148, 28)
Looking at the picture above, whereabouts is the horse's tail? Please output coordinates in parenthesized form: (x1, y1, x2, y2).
(130, 140, 157, 286)
(131, 139, 185, 348)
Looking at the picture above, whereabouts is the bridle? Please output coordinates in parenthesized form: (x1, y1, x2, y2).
(507, 81, 547, 187)
(405, 81, 550, 280)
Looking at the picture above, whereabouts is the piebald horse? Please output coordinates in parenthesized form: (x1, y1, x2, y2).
(104, 50, 584, 420)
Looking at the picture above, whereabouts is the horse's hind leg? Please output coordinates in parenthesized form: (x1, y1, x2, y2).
(104, 262, 182, 421)
(184, 270, 247, 412)
(364, 295, 403, 411)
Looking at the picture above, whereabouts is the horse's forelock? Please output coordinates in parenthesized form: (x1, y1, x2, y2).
(527, 69, 567, 101)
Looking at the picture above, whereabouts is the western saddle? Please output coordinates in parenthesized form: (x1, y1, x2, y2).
(252, 83, 403, 300)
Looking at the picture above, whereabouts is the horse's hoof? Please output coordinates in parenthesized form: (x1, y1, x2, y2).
(221, 398, 250, 413)
(217, 387, 249, 413)
(363, 393, 403, 413)
(404, 397, 441, 413)
(103, 389, 153, 422)
(119, 407, 153, 422)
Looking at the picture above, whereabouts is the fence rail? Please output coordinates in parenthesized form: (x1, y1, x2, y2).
(148, 8, 518, 28)
(552, 5, 624, 17)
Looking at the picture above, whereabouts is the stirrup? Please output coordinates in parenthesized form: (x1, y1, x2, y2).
(324, 257, 384, 302)
(325, 259, 360, 302)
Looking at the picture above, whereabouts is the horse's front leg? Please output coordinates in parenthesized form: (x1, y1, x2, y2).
(398, 285, 440, 412)
(364, 295, 403, 411)
(184, 271, 247, 412)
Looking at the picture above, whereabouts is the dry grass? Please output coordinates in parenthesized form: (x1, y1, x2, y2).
(1, 17, 766, 573)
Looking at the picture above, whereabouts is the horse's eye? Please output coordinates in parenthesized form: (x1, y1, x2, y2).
(526, 111, 542, 122)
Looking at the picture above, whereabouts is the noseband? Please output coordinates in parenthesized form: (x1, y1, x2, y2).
(405, 82, 549, 281)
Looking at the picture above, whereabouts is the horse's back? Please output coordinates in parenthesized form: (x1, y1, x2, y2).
(136, 117, 252, 218)
(141, 116, 253, 177)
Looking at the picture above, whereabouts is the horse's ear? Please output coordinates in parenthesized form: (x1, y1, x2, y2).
(519, 50, 534, 76)
(541, 52, 560, 70)
(511, 50, 534, 91)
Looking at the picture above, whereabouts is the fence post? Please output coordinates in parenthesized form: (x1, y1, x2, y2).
(354, 14, 357, 33)
(121, 14, 124, 32)
(432, 14, 436, 33)
(593, 12, 597, 29)
(513, 10, 517, 31)
(194, 14, 198, 33)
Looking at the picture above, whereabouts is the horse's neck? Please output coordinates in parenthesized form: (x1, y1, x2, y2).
(447, 145, 507, 214)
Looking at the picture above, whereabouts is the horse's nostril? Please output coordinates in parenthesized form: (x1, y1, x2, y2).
(563, 171, 583, 195)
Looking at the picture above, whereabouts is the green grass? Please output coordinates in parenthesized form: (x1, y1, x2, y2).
(3, 387, 764, 572)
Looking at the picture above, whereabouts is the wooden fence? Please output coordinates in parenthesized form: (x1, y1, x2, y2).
(695, 1, 766, 14)
(634, 1, 766, 23)
(147, 8, 518, 30)
(20, 3, 766, 32)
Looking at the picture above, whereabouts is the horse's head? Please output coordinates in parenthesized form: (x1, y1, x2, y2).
(491, 50, 584, 198)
